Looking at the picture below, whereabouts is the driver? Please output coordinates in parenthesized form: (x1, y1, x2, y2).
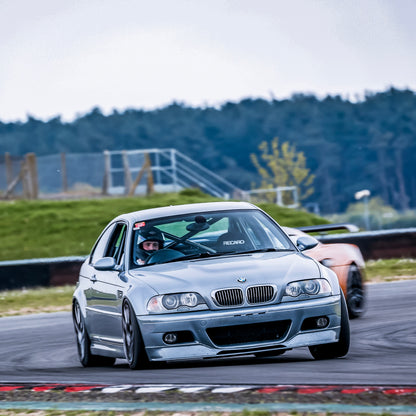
(136, 227, 164, 264)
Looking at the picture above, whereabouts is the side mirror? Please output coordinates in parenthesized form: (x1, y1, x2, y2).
(94, 257, 118, 271)
(296, 236, 319, 251)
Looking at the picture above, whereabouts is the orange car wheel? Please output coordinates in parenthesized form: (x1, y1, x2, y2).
(346, 264, 365, 319)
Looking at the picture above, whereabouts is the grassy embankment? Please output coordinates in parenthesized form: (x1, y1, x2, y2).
(0, 191, 415, 317)
(0, 190, 325, 261)
(0, 190, 326, 317)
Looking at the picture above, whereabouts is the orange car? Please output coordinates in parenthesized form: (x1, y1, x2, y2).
(283, 224, 366, 319)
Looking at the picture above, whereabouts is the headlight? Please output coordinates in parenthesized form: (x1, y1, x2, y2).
(303, 280, 321, 295)
(147, 292, 208, 313)
(284, 279, 332, 300)
(285, 282, 303, 297)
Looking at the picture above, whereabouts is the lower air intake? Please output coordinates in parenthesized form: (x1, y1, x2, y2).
(206, 320, 291, 346)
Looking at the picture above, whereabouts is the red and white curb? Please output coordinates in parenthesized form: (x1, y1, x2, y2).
(1, 384, 416, 395)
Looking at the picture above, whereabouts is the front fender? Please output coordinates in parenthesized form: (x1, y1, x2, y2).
(124, 275, 159, 316)
(317, 261, 342, 296)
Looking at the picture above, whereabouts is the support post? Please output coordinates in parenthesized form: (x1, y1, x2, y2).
(155, 150, 161, 185)
(122, 151, 132, 195)
(276, 187, 282, 206)
(26, 153, 39, 199)
(61, 152, 68, 192)
(171, 149, 178, 192)
(129, 152, 153, 196)
(5, 153, 13, 193)
(102, 150, 111, 195)
(21, 160, 30, 198)
(4, 164, 25, 198)
(145, 153, 154, 196)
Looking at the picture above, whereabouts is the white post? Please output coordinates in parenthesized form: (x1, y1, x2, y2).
(103, 150, 112, 194)
(171, 149, 178, 192)
(355, 189, 371, 230)
(276, 187, 282, 206)
(155, 150, 162, 185)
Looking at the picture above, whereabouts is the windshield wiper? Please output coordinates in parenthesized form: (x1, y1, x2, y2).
(169, 248, 294, 262)
(143, 248, 294, 266)
(163, 251, 226, 264)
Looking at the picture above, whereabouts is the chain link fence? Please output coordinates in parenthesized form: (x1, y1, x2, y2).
(0, 149, 242, 199)
(38, 153, 105, 194)
(0, 152, 105, 198)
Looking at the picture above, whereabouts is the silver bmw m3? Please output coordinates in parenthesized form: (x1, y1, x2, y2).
(72, 201, 349, 369)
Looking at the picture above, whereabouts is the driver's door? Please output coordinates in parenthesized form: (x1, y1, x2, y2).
(86, 222, 128, 342)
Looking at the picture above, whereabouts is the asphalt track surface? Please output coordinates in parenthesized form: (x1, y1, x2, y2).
(1, 280, 415, 385)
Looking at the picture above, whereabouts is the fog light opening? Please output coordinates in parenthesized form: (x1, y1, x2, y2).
(163, 332, 178, 344)
(316, 317, 329, 328)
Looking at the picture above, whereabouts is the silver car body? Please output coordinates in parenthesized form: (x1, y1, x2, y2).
(73, 201, 345, 364)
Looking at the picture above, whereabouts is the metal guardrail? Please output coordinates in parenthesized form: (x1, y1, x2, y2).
(0, 256, 87, 267)
(0, 256, 87, 291)
(317, 227, 416, 241)
(317, 227, 416, 260)
(298, 223, 359, 233)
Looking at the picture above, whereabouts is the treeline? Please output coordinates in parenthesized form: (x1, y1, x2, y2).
(1, 87, 415, 213)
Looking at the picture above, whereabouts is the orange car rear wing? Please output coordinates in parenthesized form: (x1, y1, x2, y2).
(298, 223, 359, 234)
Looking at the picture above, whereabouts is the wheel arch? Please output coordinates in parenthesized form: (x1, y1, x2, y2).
(72, 287, 88, 317)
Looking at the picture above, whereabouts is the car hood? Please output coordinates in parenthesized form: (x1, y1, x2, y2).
(130, 251, 320, 294)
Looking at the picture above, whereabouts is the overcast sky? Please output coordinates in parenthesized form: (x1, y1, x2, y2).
(1, 0, 415, 122)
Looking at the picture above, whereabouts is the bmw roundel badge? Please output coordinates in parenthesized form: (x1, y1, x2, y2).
(237, 277, 247, 283)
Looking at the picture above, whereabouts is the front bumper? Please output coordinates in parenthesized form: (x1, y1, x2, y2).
(138, 295, 341, 361)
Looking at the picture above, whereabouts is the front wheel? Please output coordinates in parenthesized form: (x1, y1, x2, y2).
(122, 300, 150, 369)
(72, 300, 115, 367)
(309, 292, 350, 360)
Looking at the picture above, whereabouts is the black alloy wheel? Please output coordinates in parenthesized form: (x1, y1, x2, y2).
(122, 300, 150, 369)
(346, 264, 366, 318)
(72, 300, 115, 367)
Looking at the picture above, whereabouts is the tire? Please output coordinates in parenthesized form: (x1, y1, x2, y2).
(308, 292, 350, 360)
(346, 264, 365, 319)
(122, 300, 150, 369)
(72, 300, 115, 367)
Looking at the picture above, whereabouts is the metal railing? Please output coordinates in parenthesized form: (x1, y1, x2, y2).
(104, 148, 243, 199)
(1, 149, 300, 209)
(241, 186, 299, 208)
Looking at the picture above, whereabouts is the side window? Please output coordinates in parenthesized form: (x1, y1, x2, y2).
(105, 223, 127, 265)
(90, 224, 116, 264)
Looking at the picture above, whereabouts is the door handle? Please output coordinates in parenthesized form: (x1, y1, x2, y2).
(91, 274, 97, 283)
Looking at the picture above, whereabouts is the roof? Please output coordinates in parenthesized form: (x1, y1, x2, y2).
(113, 201, 258, 223)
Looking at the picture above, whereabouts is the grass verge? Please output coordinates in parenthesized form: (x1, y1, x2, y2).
(0, 285, 74, 317)
(365, 258, 416, 281)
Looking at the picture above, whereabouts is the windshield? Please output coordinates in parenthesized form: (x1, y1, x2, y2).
(132, 209, 295, 267)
